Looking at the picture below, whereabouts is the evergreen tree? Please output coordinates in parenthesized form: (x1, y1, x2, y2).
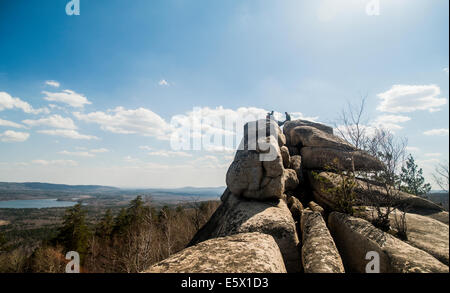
(400, 154, 432, 197)
(96, 209, 114, 239)
(55, 203, 90, 263)
(127, 196, 149, 225)
(112, 196, 150, 236)
(112, 208, 129, 236)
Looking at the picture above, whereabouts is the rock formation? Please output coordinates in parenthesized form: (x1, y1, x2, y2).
(301, 209, 345, 273)
(328, 212, 448, 273)
(144, 232, 287, 273)
(144, 118, 449, 274)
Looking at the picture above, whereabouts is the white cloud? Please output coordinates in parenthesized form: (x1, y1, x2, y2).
(147, 150, 193, 157)
(0, 118, 24, 128)
(0, 91, 49, 114)
(22, 114, 77, 129)
(416, 158, 440, 165)
(90, 148, 109, 153)
(59, 150, 95, 157)
(444, 67, 449, 74)
(187, 155, 231, 169)
(59, 148, 108, 157)
(37, 129, 98, 140)
(0, 130, 30, 142)
(158, 79, 169, 86)
(32, 159, 78, 167)
(45, 80, 60, 88)
(74, 107, 172, 139)
(48, 104, 66, 111)
(123, 156, 140, 163)
(424, 153, 442, 157)
(370, 114, 411, 131)
(139, 146, 153, 151)
(423, 128, 449, 136)
(42, 89, 91, 108)
(204, 145, 235, 154)
(406, 146, 420, 153)
(377, 85, 447, 113)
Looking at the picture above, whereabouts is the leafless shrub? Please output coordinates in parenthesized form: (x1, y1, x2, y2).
(433, 161, 449, 193)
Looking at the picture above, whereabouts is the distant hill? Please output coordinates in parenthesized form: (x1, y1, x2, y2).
(0, 182, 119, 192)
(139, 186, 226, 197)
(0, 182, 224, 202)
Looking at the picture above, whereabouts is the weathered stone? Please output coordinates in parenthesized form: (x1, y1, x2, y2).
(301, 209, 345, 273)
(278, 132, 286, 148)
(359, 207, 449, 265)
(289, 155, 303, 183)
(227, 135, 286, 200)
(301, 147, 384, 171)
(289, 126, 354, 150)
(280, 146, 290, 168)
(189, 193, 301, 272)
(308, 201, 324, 215)
(226, 150, 264, 197)
(144, 232, 287, 273)
(328, 212, 448, 273)
(220, 188, 232, 202)
(308, 172, 443, 212)
(283, 169, 299, 191)
(283, 119, 334, 139)
(422, 210, 449, 225)
(287, 195, 303, 222)
(244, 119, 285, 148)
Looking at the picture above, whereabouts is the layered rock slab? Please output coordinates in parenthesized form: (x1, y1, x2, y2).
(144, 232, 287, 273)
(301, 209, 345, 273)
(359, 207, 449, 265)
(288, 126, 354, 150)
(189, 192, 301, 272)
(300, 147, 383, 171)
(328, 212, 448, 273)
(308, 171, 443, 212)
(283, 119, 334, 138)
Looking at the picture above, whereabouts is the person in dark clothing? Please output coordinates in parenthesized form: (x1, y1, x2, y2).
(277, 112, 291, 127)
(285, 112, 291, 122)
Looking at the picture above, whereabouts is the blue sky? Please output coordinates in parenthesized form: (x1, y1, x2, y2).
(0, 0, 448, 188)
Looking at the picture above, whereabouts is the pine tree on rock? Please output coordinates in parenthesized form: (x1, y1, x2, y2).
(400, 154, 431, 198)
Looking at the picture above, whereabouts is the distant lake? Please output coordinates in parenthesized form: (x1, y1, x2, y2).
(0, 199, 77, 209)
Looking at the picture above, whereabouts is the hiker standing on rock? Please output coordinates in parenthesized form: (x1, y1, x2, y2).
(278, 112, 291, 127)
(266, 111, 291, 127)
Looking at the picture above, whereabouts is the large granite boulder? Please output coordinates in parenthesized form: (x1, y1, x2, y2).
(283, 169, 299, 191)
(308, 171, 443, 212)
(287, 195, 303, 223)
(227, 119, 300, 200)
(300, 147, 384, 171)
(359, 207, 449, 265)
(301, 209, 345, 273)
(244, 119, 285, 149)
(283, 119, 334, 139)
(421, 210, 449, 225)
(280, 146, 290, 168)
(288, 126, 354, 150)
(144, 232, 287, 273)
(189, 192, 301, 272)
(226, 136, 285, 200)
(289, 155, 303, 183)
(328, 212, 448, 273)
